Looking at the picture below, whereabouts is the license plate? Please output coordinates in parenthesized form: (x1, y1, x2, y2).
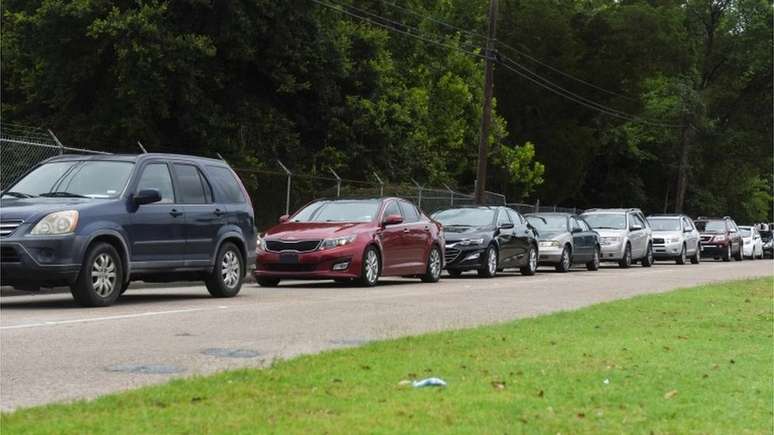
(279, 253, 299, 264)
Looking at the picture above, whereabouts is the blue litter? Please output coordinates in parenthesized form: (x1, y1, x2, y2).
(412, 377, 447, 388)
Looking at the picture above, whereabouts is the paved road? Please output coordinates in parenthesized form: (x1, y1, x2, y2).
(1, 260, 771, 410)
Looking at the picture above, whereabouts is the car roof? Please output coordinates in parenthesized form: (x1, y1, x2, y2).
(525, 212, 571, 217)
(647, 214, 684, 218)
(42, 152, 227, 165)
(583, 208, 642, 214)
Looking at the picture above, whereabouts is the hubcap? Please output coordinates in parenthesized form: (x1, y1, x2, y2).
(562, 249, 570, 270)
(529, 248, 537, 271)
(488, 248, 497, 274)
(221, 250, 241, 288)
(430, 249, 442, 278)
(91, 253, 117, 297)
(365, 250, 379, 283)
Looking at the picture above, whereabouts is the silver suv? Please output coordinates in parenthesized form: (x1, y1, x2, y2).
(581, 208, 654, 268)
(646, 214, 701, 264)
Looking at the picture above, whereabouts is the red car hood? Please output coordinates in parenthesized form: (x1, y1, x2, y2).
(264, 222, 371, 240)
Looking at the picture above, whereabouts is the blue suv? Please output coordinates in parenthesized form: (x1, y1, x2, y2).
(0, 153, 257, 306)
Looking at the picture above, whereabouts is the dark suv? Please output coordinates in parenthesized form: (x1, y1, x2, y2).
(694, 216, 743, 261)
(0, 153, 256, 306)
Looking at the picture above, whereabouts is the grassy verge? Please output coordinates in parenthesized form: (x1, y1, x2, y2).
(3, 278, 772, 434)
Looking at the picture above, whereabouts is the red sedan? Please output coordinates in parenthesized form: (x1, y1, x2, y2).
(254, 197, 444, 287)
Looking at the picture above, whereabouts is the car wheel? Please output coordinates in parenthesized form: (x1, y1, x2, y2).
(119, 280, 130, 295)
(357, 246, 381, 286)
(690, 246, 701, 264)
(520, 244, 537, 276)
(722, 244, 732, 262)
(421, 246, 443, 283)
(734, 242, 744, 261)
(641, 243, 654, 267)
(70, 242, 123, 307)
(676, 244, 687, 265)
(448, 269, 463, 278)
(257, 277, 280, 287)
(586, 245, 600, 271)
(619, 244, 632, 268)
(555, 245, 571, 273)
(477, 245, 498, 278)
(206, 242, 244, 297)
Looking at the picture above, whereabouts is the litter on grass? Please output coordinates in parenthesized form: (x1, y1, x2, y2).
(412, 377, 447, 388)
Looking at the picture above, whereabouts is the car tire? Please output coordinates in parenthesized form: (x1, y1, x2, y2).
(676, 244, 687, 265)
(477, 245, 498, 278)
(734, 242, 743, 261)
(641, 243, 654, 267)
(619, 244, 632, 268)
(722, 244, 732, 262)
(119, 280, 130, 295)
(70, 242, 124, 307)
(690, 247, 701, 264)
(257, 277, 280, 287)
(555, 245, 571, 273)
(448, 269, 463, 278)
(421, 246, 443, 283)
(586, 245, 600, 271)
(205, 242, 244, 298)
(357, 246, 381, 287)
(520, 244, 537, 276)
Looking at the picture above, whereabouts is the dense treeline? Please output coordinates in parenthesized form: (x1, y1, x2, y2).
(2, 0, 771, 221)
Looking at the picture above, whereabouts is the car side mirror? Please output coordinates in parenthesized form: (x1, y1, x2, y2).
(278, 214, 289, 223)
(630, 225, 642, 231)
(572, 227, 583, 234)
(133, 189, 161, 206)
(499, 223, 515, 230)
(383, 214, 403, 226)
(683, 228, 692, 233)
(729, 228, 737, 233)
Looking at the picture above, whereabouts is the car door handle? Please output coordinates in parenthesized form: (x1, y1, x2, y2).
(170, 209, 183, 217)
(214, 208, 224, 216)
(403, 228, 410, 233)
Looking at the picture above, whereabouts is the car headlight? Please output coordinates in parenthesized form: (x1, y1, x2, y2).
(256, 234, 265, 253)
(600, 236, 622, 246)
(456, 238, 485, 246)
(320, 234, 357, 250)
(666, 237, 681, 244)
(538, 240, 561, 248)
(713, 235, 726, 242)
(30, 210, 79, 235)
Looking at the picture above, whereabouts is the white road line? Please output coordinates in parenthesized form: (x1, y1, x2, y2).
(0, 306, 229, 330)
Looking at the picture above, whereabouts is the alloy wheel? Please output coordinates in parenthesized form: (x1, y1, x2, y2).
(365, 249, 379, 284)
(487, 247, 497, 275)
(561, 248, 571, 271)
(91, 253, 117, 297)
(221, 250, 241, 289)
(430, 248, 442, 280)
(529, 247, 537, 272)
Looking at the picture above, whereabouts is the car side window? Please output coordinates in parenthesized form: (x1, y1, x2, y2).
(382, 201, 402, 220)
(398, 200, 420, 223)
(173, 164, 209, 204)
(630, 213, 645, 230)
(508, 209, 525, 225)
(136, 163, 175, 203)
(497, 209, 511, 226)
(682, 218, 693, 232)
(570, 217, 583, 232)
(205, 166, 246, 204)
(579, 219, 591, 232)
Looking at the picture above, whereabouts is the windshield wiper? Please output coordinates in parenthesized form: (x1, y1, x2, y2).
(39, 191, 88, 198)
(1, 191, 35, 198)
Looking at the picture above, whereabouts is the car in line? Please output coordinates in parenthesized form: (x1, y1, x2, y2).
(0, 153, 257, 306)
(580, 208, 654, 268)
(738, 225, 764, 259)
(254, 197, 444, 287)
(759, 226, 773, 258)
(524, 212, 600, 272)
(694, 216, 743, 261)
(646, 214, 701, 264)
(431, 206, 538, 278)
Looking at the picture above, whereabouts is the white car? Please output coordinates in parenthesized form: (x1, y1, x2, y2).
(739, 226, 764, 259)
(646, 214, 701, 264)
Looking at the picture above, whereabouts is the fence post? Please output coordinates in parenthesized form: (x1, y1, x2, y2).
(443, 183, 454, 208)
(47, 129, 64, 155)
(329, 168, 341, 197)
(372, 172, 384, 197)
(411, 178, 423, 208)
(277, 160, 292, 215)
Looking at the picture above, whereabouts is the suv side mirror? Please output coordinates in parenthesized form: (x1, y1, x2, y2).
(278, 214, 289, 223)
(499, 223, 515, 230)
(683, 227, 692, 233)
(630, 224, 643, 231)
(383, 214, 403, 226)
(572, 227, 583, 234)
(134, 189, 161, 206)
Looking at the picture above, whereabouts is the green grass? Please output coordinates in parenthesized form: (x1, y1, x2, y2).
(3, 278, 772, 434)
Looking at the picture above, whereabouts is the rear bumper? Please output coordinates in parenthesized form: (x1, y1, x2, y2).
(254, 247, 362, 280)
(0, 237, 83, 290)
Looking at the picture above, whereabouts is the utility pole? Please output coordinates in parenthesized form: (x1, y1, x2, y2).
(474, 0, 498, 204)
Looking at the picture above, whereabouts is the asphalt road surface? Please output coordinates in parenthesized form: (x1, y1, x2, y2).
(1, 260, 771, 410)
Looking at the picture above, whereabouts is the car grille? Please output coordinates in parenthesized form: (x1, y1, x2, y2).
(265, 240, 321, 253)
(653, 238, 665, 245)
(444, 247, 461, 263)
(0, 220, 23, 237)
(700, 235, 713, 243)
(0, 246, 20, 263)
(264, 263, 317, 272)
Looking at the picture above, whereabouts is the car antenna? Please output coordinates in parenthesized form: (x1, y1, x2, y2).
(136, 141, 148, 154)
(216, 153, 229, 165)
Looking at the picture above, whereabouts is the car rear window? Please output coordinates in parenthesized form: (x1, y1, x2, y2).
(206, 166, 246, 203)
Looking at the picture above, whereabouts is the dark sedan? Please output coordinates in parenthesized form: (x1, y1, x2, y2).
(431, 206, 538, 278)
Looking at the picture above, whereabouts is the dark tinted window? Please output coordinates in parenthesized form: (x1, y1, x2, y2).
(383, 201, 402, 219)
(206, 166, 246, 203)
(136, 163, 174, 203)
(399, 201, 420, 222)
(174, 164, 208, 204)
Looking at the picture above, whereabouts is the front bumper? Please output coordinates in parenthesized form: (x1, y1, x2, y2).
(254, 247, 361, 280)
(444, 244, 486, 271)
(537, 245, 563, 265)
(653, 241, 683, 259)
(0, 235, 84, 290)
(699, 243, 729, 257)
(599, 242, 625, 261)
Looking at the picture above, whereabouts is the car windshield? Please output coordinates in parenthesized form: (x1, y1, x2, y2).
(291, 200, 380, 223)
(3, 160, 134, 199)
(695, 220, 726, 233)
(760, 231, 772, 240)
(648, 218, 681, 231)
(432, 208, 495, 227)
(739, 228, 752, 237)
(582, 213, 627, 230)
(526, 215, 567, 232)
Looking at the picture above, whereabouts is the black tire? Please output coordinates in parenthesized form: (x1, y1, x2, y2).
(70, 242, 124, 307)
(257, 278, 280, 287)
(555, 245, 571, 273)
(676, 244, 687, 265)
(477, 245, 498, 278)
(205, 242, 244, 297)
(357, 246, 380, 286)
(119, 280, 130, 295)
(619, 244, 632, 268)
(690, 246, 701, 264)
(641, 243, 654, 267)
(722, 244, 732, 262)
(447, 269, 463, 278)
(421, 246, 443, 283)
(586, 245, 600, 271)
(520, 244, 538, 276)
(734, 242, 743, 261)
